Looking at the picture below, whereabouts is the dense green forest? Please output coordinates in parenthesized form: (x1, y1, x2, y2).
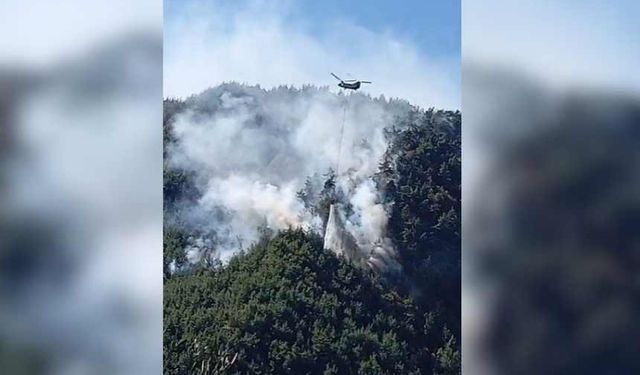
(164, 85, 460, 374)
(378, 110, 461, 331)
(165, 230, 458, 374)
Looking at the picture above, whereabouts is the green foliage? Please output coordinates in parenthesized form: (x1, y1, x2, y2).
(296, 170, 335, 229)
(163, 98, 186, 153)
(162, 97, 199, 210)
(297, 169, 354, 230)
(163, 226, 188, 279)
(378, 109, 461, 330)
(433, 328, 461, 375)
(164, 167, 199, 209)
(164, 229, 456, 374)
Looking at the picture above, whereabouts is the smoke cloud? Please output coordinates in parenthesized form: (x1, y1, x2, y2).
(166, 85, 411, 270)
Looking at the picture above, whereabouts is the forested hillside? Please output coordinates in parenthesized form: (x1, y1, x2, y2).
(379, 111, 461, 330)
(165, 230, 458, 374)
(164, 84, 460, 374)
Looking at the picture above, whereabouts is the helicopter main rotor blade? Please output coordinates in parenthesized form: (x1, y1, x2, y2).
(330, 72, 342, 82)
(360, 81, 372, 84)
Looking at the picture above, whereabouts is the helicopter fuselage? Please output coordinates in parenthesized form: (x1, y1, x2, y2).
(338, 81, 361, 90)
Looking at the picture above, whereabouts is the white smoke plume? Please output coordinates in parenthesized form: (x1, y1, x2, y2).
(346, 179, 401, 271)
(166, 85, 410, 270)
(323, 204, 358, 260)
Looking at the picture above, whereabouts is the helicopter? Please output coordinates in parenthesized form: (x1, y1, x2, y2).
(331, 73, 371, 91)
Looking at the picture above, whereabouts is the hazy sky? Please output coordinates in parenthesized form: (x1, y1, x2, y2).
(0, 0, 161, 66)
(464, 0, 640, 93)
(164, 0, 461, 109)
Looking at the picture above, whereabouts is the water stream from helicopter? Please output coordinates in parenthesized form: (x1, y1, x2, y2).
(323, 90, 354, 259)
(335, 91, 349, 176)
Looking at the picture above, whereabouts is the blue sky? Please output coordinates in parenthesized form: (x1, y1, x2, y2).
(164, 0, 461, 108)
(291, 0, 460, 60)
(165, 0, 460, 56)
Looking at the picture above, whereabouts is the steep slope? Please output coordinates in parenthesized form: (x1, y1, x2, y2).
(377, 111, 461, 330)
(163, 84, 461, 374)
(164, 229, 459, 374)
